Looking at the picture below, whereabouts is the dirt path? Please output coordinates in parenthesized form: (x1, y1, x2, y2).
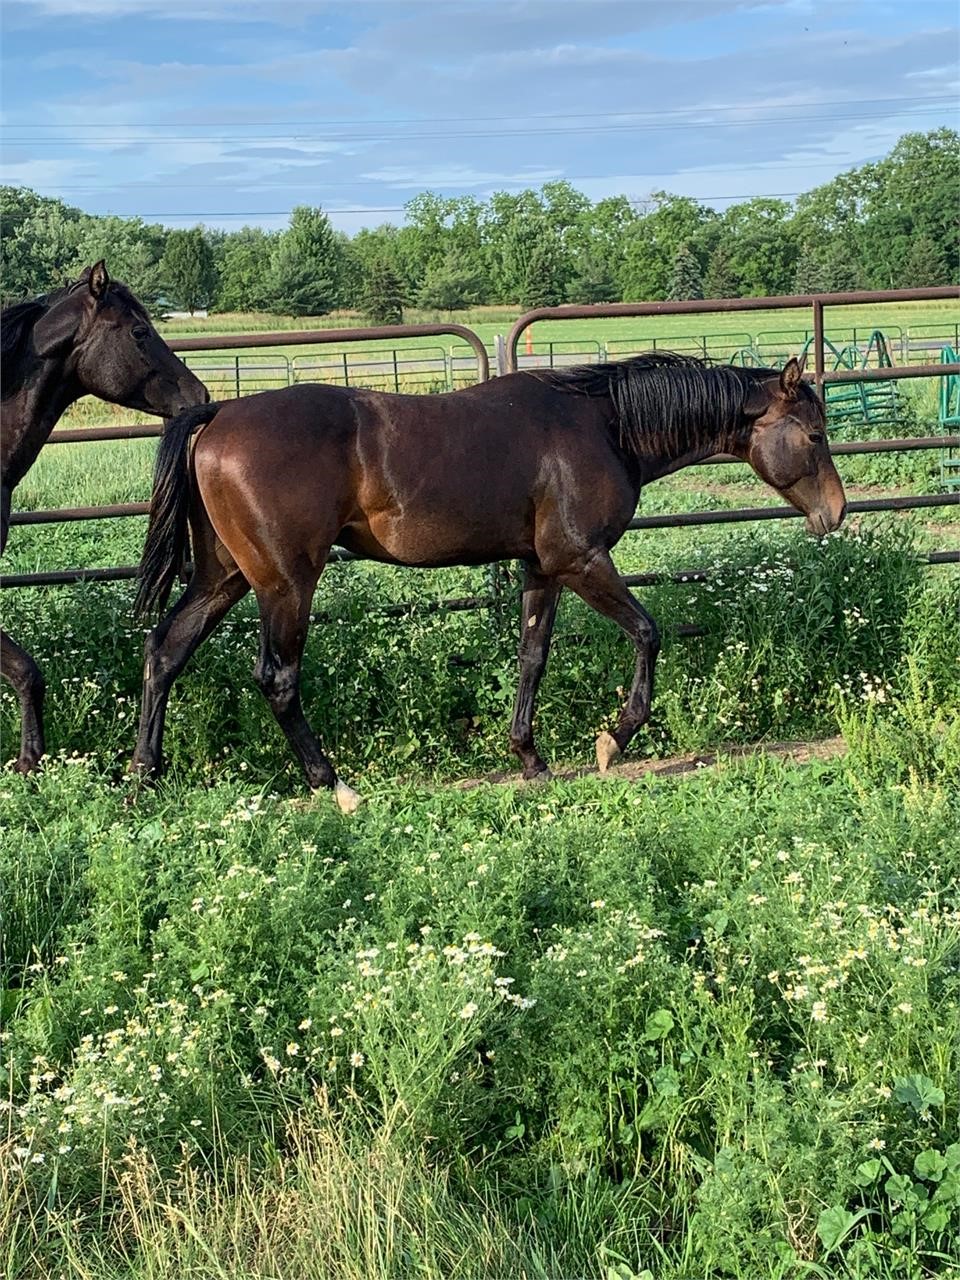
(453, 735, 848, 791)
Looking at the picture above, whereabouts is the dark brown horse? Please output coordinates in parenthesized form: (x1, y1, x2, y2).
(1, 262, 208, 772)
(136, 350, 849, 808)
(132, 352, 845, 810)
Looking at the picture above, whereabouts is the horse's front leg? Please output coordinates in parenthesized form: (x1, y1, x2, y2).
(1, 629, 46, 773)
(508, 565, 561, 779)
(561, 549, 660, 772)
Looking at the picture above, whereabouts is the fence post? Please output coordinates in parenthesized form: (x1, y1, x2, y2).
(235, 356, 240, 399)
(812, 298, 826, 401)
(393, 349, 400, 392)
(342, 352, 349, 387)
(494, 335, 508, 377)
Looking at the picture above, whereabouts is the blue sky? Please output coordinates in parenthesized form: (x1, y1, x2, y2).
(1, 0, 958, 234)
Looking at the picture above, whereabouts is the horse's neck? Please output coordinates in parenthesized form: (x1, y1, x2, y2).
(637, 427, 738, 483)
(1, 364, 80, 492)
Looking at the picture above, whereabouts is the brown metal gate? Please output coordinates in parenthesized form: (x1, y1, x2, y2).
(3, 289, 958, 597)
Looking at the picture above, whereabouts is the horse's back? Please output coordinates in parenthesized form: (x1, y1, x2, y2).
(190, 374, 636, 572)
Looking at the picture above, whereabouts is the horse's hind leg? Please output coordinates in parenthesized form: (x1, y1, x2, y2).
(509, 565, 561, 780)
(1, 490, 45, 772)
(252, 573, 359, 813)
(1, 630, 45, 773)
(561, 549, 660, 772)
(132, 530, 249, 777)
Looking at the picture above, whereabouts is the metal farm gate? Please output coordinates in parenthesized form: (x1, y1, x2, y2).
(3, 289, 958, 618)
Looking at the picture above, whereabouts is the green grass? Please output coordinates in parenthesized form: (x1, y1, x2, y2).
(3, 706, 958, 1278)
(157, 298, 960, 353)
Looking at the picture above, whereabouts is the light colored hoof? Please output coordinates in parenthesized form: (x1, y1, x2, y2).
(334, 780, 362, 815)
(595, 732, 621, 774)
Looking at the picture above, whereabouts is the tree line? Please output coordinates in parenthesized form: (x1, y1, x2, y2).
(2, 129, 956, 321)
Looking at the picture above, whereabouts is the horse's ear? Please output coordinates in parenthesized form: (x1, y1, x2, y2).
(32, 293, 82, 358)
(779, 356, 804, 399)
(89, 261, 109, 300)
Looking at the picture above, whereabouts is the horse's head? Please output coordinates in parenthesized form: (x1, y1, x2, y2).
(32, 262, 208, 417)
(742, 358, 846, 537)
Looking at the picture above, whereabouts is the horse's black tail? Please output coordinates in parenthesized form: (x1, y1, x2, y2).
(134, 402, 221, 619)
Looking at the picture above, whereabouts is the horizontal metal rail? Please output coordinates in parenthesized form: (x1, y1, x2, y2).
(628, 492, 957, 531)
(11, 490, 959, 531)
(505, 286, 960, 371)
(13, 437, 960, 528)
(3, 550, 956, 593)
(8, 293, 959, 597)
(41, 424, 960, 453)
(166, 322, 491, 383)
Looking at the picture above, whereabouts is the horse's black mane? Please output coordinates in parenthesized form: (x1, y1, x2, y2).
(1, 296, 51, 390)
(529, 351, 817, 457)
(1, 270, 143, 394)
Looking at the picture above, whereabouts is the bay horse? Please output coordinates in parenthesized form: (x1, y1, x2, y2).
(1, 262, 208, 772)
(132, 352, 845, 810)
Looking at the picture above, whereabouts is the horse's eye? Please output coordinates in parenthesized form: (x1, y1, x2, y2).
(132, 326, 150, 342)
(808, 432, 825, 444)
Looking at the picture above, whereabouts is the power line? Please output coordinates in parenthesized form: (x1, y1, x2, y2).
(69, 193, 809, 219)
(5, 93, 956, 130)
(24, 157, 889, 193)
(2, 102, 953, 146)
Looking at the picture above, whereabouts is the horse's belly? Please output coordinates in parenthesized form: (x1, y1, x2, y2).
(338, 506, 532, 567)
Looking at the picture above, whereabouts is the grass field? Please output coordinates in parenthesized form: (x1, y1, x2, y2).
(47, 296, 960, 430)
(3, 300, 960, 1279)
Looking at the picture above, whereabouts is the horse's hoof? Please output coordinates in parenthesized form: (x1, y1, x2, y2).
(522, 765, 553, 784)
(334, 780, 362, 815)
(595, 732, 621, 773)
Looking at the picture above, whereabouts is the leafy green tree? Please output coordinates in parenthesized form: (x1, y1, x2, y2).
(667, 242, 703, 300)
(215, 227, 277, 312)
(361, 256, 405, 324)
(793, 130, 958, 289)
(792, 240, 863, 294)
(265, 205, 343, 316)
(418, 252, 484, 310)
(861, 129, 958, 287)
(584, 196, 637, 300)
(703, 242, 741, 299)
(1, 189, 84, 302)
(518, 232, 566, 308)
(401, 191, 455, 291)
(720, 198, 797, 296)
(900, 233, 949, 288)
(621, 193, 716, 301)
(160, 227, 217, 314)
(72, 215, 167, 314)
(445, 196, 489, 302)
(347, 225, 404, 306)
(482, 189, 545, 301)
(565, 249, 618, 303)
